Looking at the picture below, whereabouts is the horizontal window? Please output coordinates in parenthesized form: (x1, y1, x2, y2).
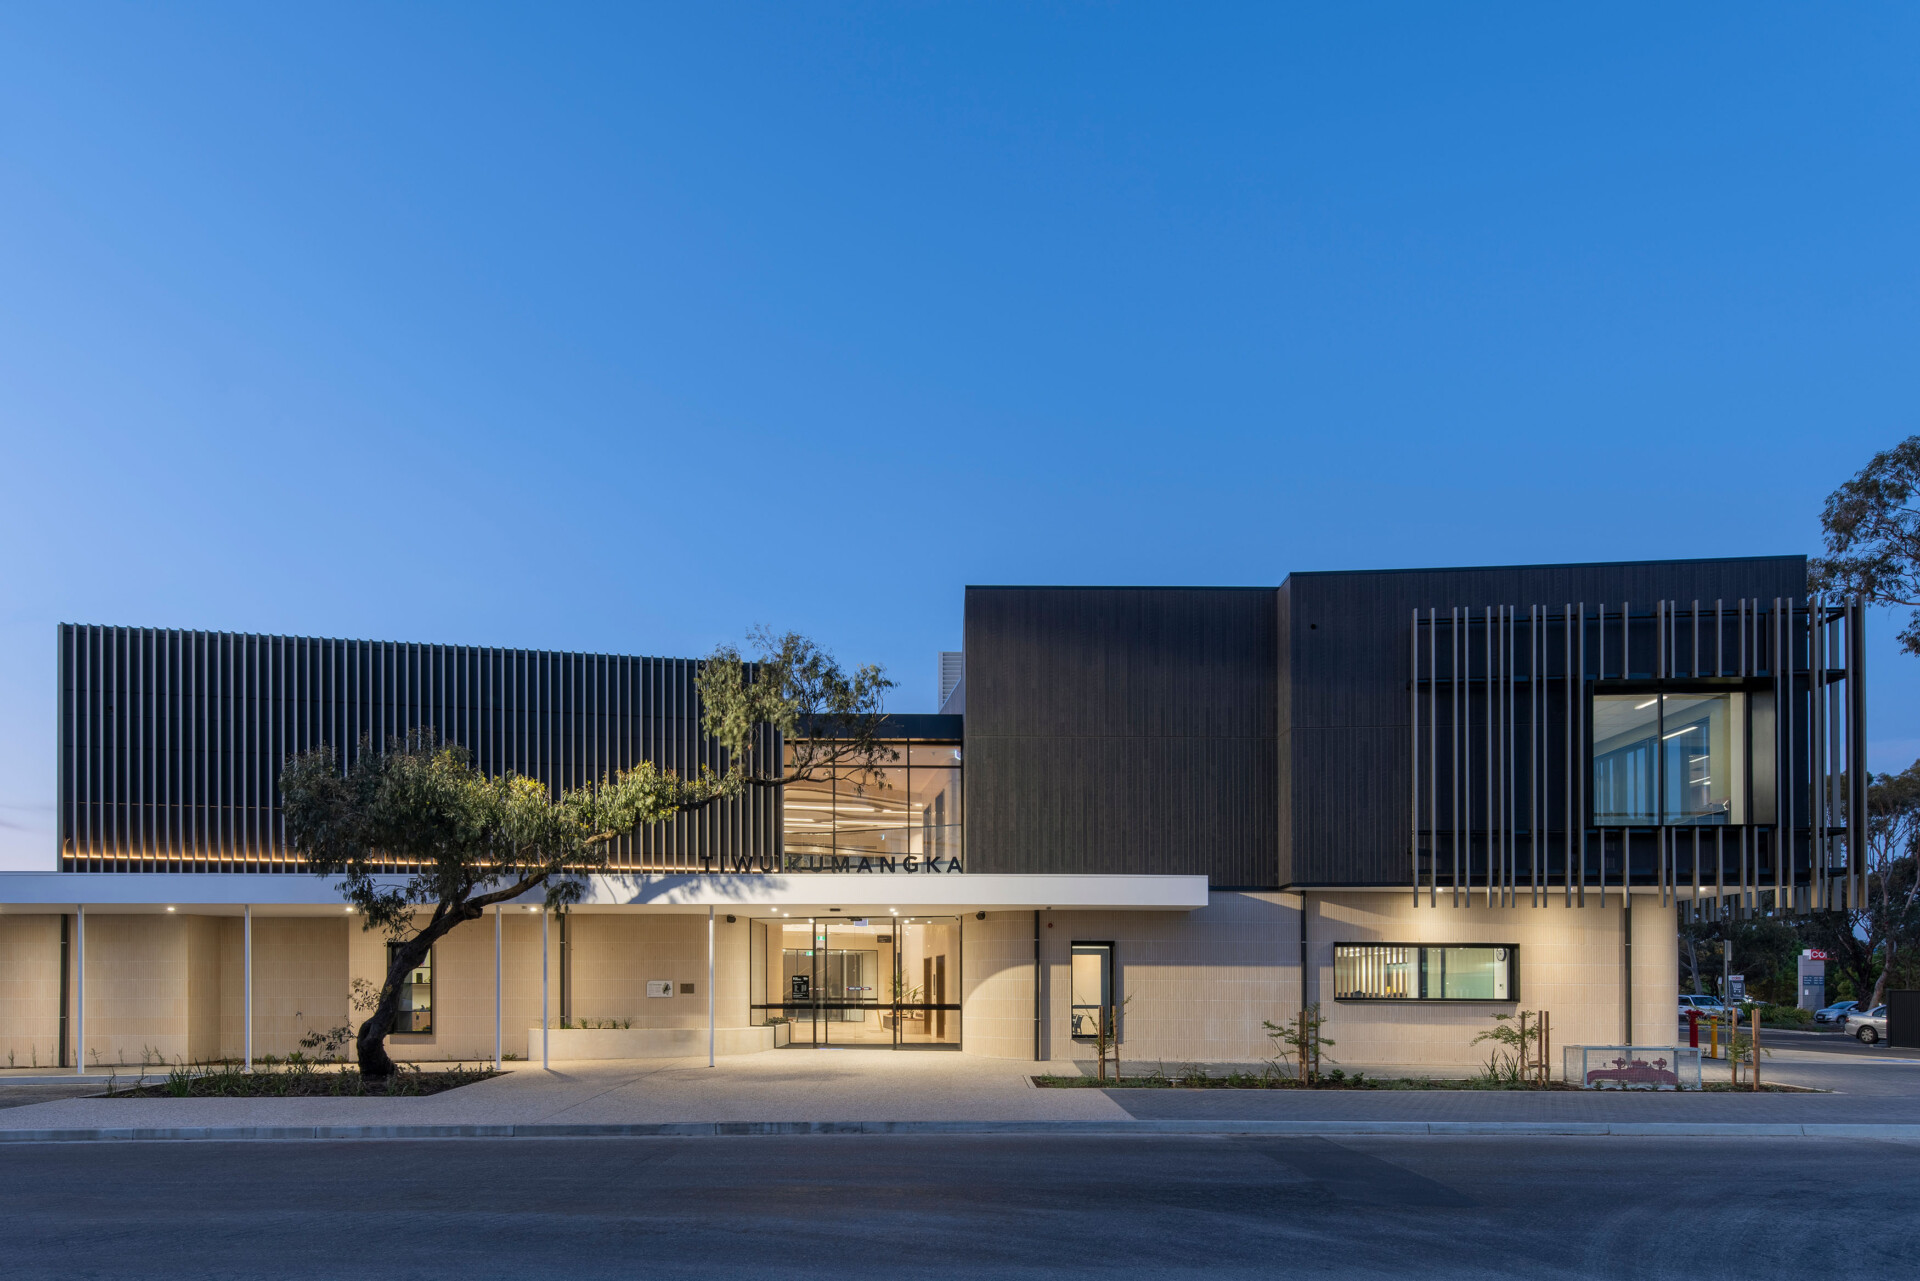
(1333, 943, 1516, 1002)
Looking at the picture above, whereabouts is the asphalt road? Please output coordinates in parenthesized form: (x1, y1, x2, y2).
(6, 1133, 1917, 1279)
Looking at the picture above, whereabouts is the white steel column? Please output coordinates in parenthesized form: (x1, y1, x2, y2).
(707, 906, 715, 1068)
(494, 905, 503, 1071)
(74, 904, 85, 1076)
(541, 909, 550, 1071)
(243, 904, 254, 1073)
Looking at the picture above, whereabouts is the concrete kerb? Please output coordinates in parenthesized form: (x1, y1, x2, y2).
(2, 1119, 1919, 1143)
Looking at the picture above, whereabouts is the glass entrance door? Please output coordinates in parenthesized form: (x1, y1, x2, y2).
(753, 916, 961, 1048)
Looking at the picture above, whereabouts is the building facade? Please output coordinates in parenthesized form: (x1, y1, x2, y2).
(0, 556, 1868, 1074)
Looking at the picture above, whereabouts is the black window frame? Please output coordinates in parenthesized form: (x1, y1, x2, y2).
(1331, 942, 1519, 1003)
(1586, 677, 1771, 829)
(386, 941, 434, 1036)
(1069, 940, 1116, 1041)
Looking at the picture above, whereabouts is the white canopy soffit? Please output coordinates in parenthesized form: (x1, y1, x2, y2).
(0, 872, 1210, 915)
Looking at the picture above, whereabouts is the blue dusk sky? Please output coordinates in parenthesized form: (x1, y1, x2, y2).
(2, 5, 1917, 868)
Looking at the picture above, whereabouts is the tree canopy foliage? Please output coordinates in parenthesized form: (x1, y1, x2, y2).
(280, 628, 892, 1079)
(1810, 434, 1920, 654)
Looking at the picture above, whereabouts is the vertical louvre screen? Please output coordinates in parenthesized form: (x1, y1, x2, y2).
(57, 624, 778, 873)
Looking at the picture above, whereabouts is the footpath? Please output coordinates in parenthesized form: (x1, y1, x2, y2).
(1, 1045, 1917, 1143)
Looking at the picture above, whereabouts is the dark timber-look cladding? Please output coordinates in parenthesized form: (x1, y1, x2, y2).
(963, 587, 1279, 885)
(1279, 557, 1810, 887)
(57, 624, 777, 873)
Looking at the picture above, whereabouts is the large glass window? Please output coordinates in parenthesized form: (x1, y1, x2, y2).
(780, 742, 963, 870)
(1592, 690, 1748, 826)
(1333, 944, 1516, 1001)
(387, 943, 433, 1033)
(749, 915, 961, 1048)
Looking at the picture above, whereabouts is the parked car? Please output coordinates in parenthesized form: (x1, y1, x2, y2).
(1679, 995, 1730, 1019)
(1813, 1000, 1859, 1025)
(1840, 1005, 1888, 1043)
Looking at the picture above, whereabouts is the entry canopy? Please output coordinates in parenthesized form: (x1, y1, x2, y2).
(0, 871, 1209, 916)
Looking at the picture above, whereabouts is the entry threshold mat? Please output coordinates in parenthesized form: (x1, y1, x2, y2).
(3, 1119, 1919, 1143)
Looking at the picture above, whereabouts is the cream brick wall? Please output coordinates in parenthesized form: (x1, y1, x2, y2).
(959, 911, 1038, 1058)
(220, 917, 350, 1060)
(0, 914, 62, 1068)
(185, 916, 222, 1061)
(1308, 890, 1679, 1072)
(955, 893, 1306, 1065)
(1040, 893, 1305, 1066)
(566, 913, 749, 1030)
(961, 891, 1679, 1073)
(347, 910, 538, 1062)
(341, 910, 751, 1061)
(0, 893, 1683, 1073)
(78, 914, 192, 1067)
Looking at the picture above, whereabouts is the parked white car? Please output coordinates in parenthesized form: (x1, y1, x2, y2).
(1840, 1005, 1888, 1044)
(1679, 995, 1729, 1019)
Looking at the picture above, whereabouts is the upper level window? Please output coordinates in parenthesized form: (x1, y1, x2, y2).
(781, 742, 963, 870)
(1592, 690, 1752, 826)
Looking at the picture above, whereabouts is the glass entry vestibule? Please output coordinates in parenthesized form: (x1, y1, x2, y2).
(750, 916, 961, 1048)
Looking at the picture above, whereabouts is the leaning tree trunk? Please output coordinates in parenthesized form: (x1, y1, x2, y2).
(356, 930, 441, 1082)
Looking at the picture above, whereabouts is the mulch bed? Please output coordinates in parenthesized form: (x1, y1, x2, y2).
(103, 1064, 501, 1099)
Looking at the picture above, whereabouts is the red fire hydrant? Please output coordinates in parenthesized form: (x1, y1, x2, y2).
(1688, 1009, 1700, 1048)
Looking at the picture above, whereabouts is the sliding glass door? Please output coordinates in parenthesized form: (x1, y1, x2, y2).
(752, 915, 961, 1048)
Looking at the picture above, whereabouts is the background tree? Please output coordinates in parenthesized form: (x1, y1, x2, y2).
(1810, 434, 1920, 653)
(693, 626, 899, 797)
(281, 629, 893, 1081)
(1856, 763, 1920, 1010)
(1797, 765, 1920, 1008)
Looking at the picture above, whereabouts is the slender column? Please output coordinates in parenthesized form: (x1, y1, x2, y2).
(244, 904, 254, 1073)
(74, 904, 85, 1076)
(1622, 896, 1634, 1045)
(1032, 910, 1042, 1062)
(707, 906, 716, 1068)
(493, 905, 502, 1071)
(541, 909, 550, 1071)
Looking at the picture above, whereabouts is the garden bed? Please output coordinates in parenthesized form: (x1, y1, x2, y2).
(1032, 1072, 1819, 1093)
(104, 1062, 500, 1099)
(1034, 1072, 1575, 1091)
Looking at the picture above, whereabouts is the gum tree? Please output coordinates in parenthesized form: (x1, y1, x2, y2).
(1811, 434, 1920, 653)
(280, 628, 894, 1081)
